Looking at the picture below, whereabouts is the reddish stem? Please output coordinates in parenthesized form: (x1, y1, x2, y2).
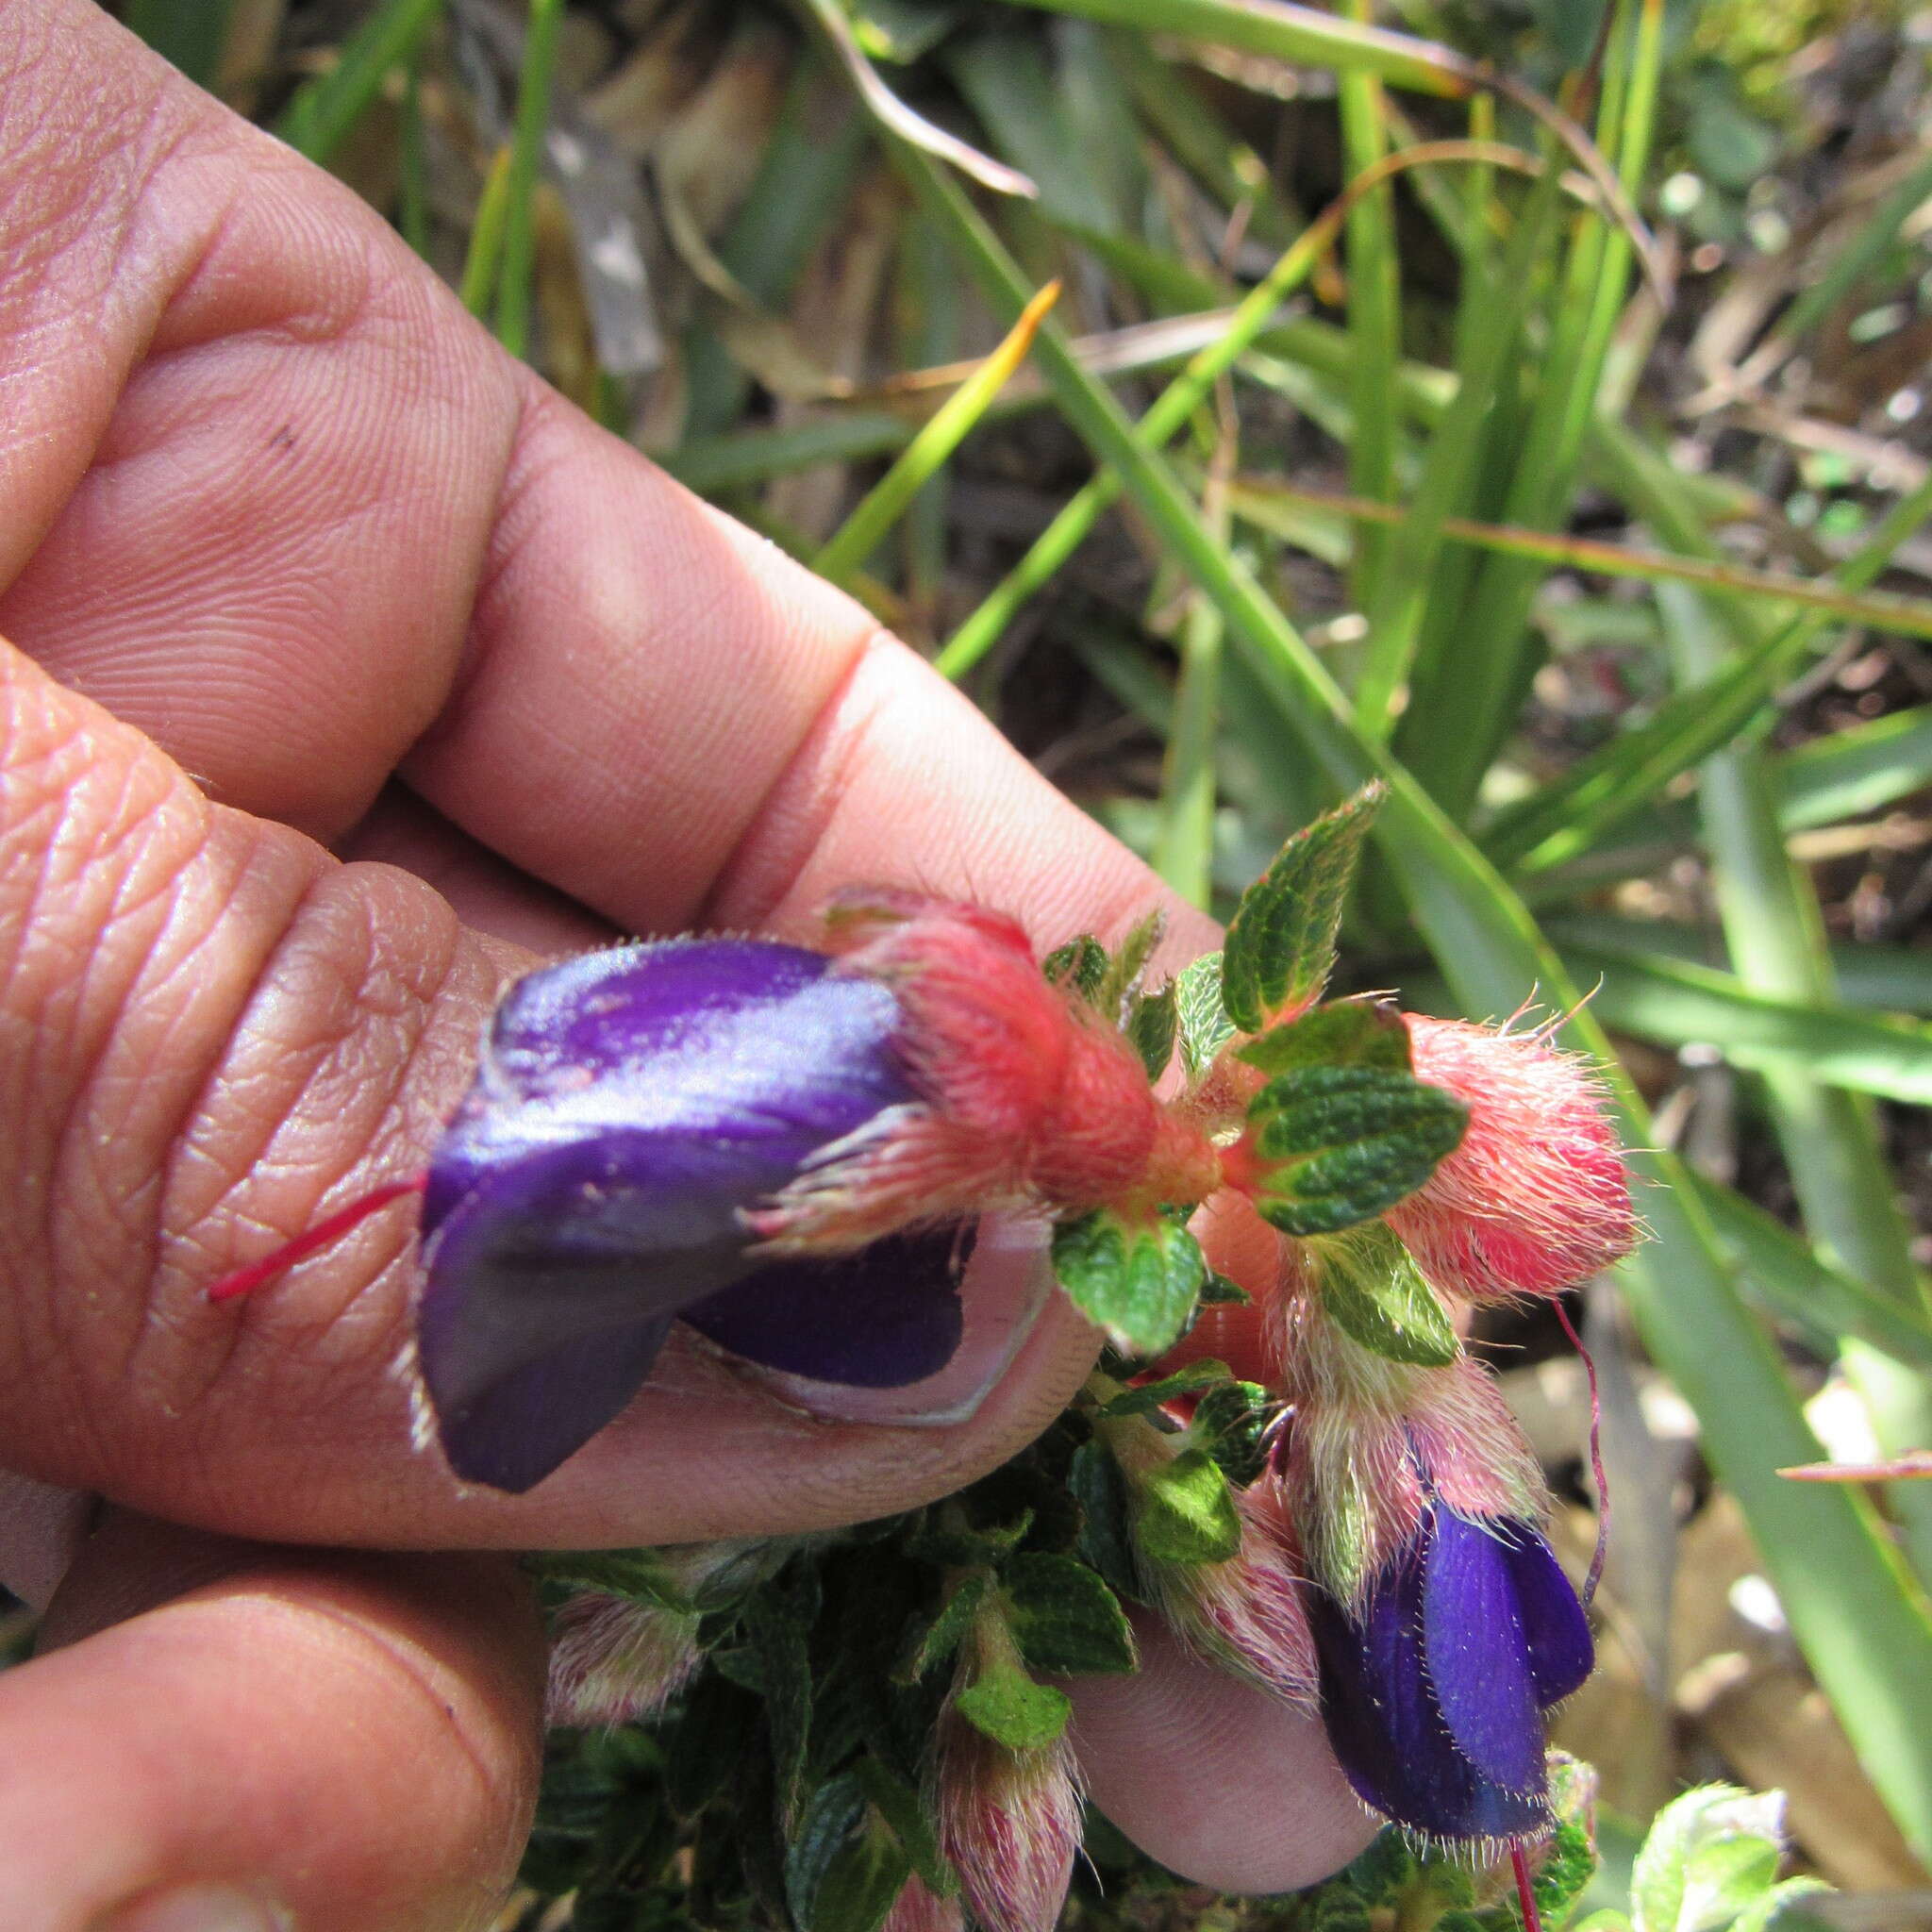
(205, 1174, 428, 1304)
(1552, 1292, 1608, 1609)
(1510, 1841, 1543, 1932)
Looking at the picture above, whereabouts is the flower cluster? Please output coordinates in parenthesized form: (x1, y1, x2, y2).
(208, 786, 1636, 1907)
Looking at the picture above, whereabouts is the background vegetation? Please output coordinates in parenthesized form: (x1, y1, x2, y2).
(103, 0, 1932, 1921)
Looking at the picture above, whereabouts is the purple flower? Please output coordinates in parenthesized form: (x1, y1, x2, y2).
(415, 940, 974, 1492)
(1309, 1507, 1592, 1841)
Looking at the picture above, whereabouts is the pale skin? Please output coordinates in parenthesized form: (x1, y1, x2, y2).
(0, 5, 1374, 1924)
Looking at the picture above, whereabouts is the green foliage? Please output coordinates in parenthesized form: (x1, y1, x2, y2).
(1313, 1224, 1459, 1367)
(1051, 1210, 1208, 1357)
(1221, 787, 1383, 1031)
(1123, 1442, 1241, 1565)
(1245, 1066, 1467, 1238)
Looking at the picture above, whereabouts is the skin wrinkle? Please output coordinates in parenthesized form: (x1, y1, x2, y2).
(137, 868, 475, 1431)
(692, 623, 890, 937)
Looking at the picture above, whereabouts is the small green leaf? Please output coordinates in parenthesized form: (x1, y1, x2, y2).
(1070, 1439, 1141, 1602)
(1199, 1271, 1251, 1305)
(1315, 1226, 1459, 1367)
(1248, 1067, 1466, 1237)
(1176, 950, 1237, 1079)
(1731, 1877, 1833, 1932)
(1098, 907, 1166, 1015)
(1341, 1826, 1418, 1906)
(1043, 934, 1108, 1001)
(1221, 785, 1383, 1032)
(1631, 1785, 1791, 1932)
(1238, 1000, 1412, 1076)
(746, 1596, 814, 1813)
(1003, 1553, 1138, 1675)
(850, 1756, 955, 1898)
(1130, 1443, 1241, 1565)
(955, 1660, 1072, 1751)
(1097, 1359, 1230, 1416)
(1125, 980, 1179, 1082)
(894, 1571, 991, 1684)
(1190, 1378, 1275, 1488)
(785, 1776, 908, 1932)
(1052, 1212, 1207, 1357)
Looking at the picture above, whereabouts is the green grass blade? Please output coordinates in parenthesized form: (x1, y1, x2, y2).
(460, 147, 513, 321)
(1657, 563, 1932, 1574)
(1353, 158, 1560, 738)
(1568, 941, 1932, 1107)
(1780, 704, 1932, 828)
(125, 0, 236, 90)
(1392, 0, 1663, 817)
(894, 137, 1932, 1861)
(1691, 1176, 1932, 1374)
(1482, 448, 1932, 874)
(1338, 0, 1401, 607)
(492, 0, 565, 359)
(1546, 911, 1932, 1018)
(938, 142, 1520, 683)
(1741, 142, 1932, 388)
(679, 62, 869, 440)
(398, 44, 431, 258)
(1221, 480, 1932, 640)
(814, 281, 1059, 588)
(1004, 0, 1481, 95)
(275, 0, 443, 165)
(946, 32, 1123, 234)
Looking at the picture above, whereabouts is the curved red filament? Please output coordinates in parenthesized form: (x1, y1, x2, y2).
(205, 1174, 428, 1304)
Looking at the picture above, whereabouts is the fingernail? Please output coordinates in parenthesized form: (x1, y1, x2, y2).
(759, 1215, 1057, 1426)
(93, 1884, 292, 1932)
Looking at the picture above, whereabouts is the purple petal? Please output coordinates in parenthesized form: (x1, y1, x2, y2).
(425, 941, 912, 1232)
(1500, 1526, 1594, 1707)
(414, 941, 921, 1489)
(1423, 1511, 1545, 1796)
(431, 1316, 672, 1493)
(683, 1225, 973, 1387)
(1310, 1543, 1545, 1841)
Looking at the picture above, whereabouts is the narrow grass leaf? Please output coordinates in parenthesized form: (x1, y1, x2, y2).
(460, 147, 513, 320)
(492, 0, 565, 359)
(276, 0, 442, 164)
(814, 282, 1059, 588)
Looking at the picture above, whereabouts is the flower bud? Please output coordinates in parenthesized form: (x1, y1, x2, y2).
(931, 1705, 1083, 1932)
(1389, 1015, 1635, 1303)
(545, 1589, 703, 1727)
(1271, 1277, 1547, 1607)
(1142, 1474, 1319, 1709)
(881, 1875, 965, 1932)
(752, 892, 1216, 1249)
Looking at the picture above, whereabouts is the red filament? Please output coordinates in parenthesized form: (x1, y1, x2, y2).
(1551, 1292, 1608, 1609)
(206, 1174, 428, 1303)
(1510, 1841, 1542, 1932)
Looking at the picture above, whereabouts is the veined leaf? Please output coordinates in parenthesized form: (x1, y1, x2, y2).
(1222, 786, 1384, 1031)
(1314, 1224, 1458, 1367)
(1052, 1212, 1207, 1357)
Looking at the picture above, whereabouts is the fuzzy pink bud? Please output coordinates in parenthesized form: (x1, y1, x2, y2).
(753, 893, 1219, 1250)
(881, 1875, 966, 1932)
(545, 1588, 703, 1726)
(1271, 1278, 1548, 1606)
(932, 1707, 1083, 1932)
(1388, 1014, 1635, 1303)
(1145, 1475, 1319, 1708)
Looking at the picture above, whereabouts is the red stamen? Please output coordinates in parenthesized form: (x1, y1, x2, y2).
(1510, 1841, 1543, 1932)
(1552, 1293, 1608, 1609)
(206, 1174, 428, 1304)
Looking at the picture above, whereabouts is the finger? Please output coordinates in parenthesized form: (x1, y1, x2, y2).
(0, 635, 1099, 1548)
(6, 1510, 543, 1932)
(0, 4, 1215, 966)
(1067, 1620, 1375, 1893)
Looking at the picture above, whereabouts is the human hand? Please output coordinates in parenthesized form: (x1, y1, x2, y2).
(0, 4, 1373, 1924)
